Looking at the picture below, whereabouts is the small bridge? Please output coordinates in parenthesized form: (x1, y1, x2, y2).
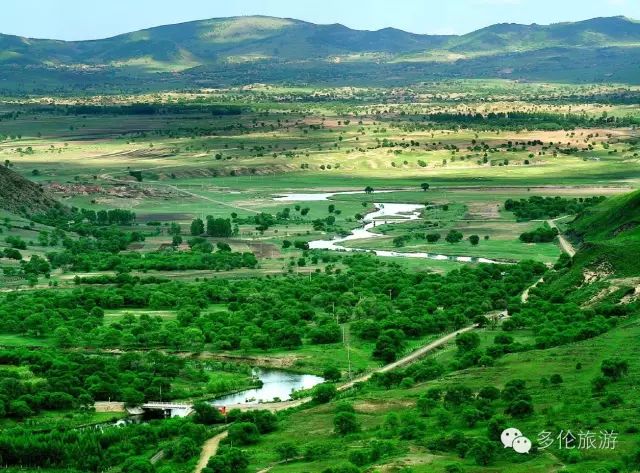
(132, 402, 193, 418)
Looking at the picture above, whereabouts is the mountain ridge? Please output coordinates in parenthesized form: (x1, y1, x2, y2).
(1, 15, 640, 89)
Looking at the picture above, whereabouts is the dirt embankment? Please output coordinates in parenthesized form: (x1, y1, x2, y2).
(0, 165, 66, 216)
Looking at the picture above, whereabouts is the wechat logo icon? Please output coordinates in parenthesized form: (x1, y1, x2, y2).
(501, 427, 532, 454)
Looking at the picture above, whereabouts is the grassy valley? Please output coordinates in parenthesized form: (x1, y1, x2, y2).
(0, 10, 640, 473)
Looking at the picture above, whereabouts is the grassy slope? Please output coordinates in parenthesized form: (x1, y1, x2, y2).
(240, 189, 640, 473)
(245, 320, 640, 473)
(568, 189, 640, 277)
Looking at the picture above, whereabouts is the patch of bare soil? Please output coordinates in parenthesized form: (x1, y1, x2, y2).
(48, 183, 178, 200)
(584, 285, 620, 307)
(464, 201, 501, 219)
(94, 401, 126, 413)
(155, 164, 299, 180)
(374, 452, 439, 472)
(198, 352, 302, 368)
(582, 262, 614, 285)
(354, 399, 413, 413)
(246, 242, 280, 258)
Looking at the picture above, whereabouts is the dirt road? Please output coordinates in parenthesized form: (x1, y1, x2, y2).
(547, 218, 576, 257)
(194, 430, 228, 473)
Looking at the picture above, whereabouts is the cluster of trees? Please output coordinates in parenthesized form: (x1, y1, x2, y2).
(504, 280, 632, 349)
(392, 231, 481, 248)
(191, 217, 234, 237)
(48, 247, 258, 273)
(202, 409, 278, 473)
(52, 103, 243, 116)
(35, 207, 136, 228)
(352, 375, 536, 468)
(418, 112, 640, 131)
(0, 417, 209, 471)
(505, 196, 606, 221)
(0, 256, 546, 357)
(0, 349, 194, 420)
(519, 226, 559, 243)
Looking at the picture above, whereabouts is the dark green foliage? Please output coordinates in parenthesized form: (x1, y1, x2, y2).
(455, 332, 480, 353)
(227, 422, 260, 445)
(468, 437, 496, 466)
(226, 410, 278, 434)
(0, 256, 545, 356)
(334, 411, 360, 435)
(0, 349, 200, 420)
(5, 235, 26, 250)
(505, 196, 605, 221)
(206, 217, 233, 237)
(373, 329, 405, 363)
(445, 230, 463, 244)
(191, 218, 205, 236)
(193, 401, 225, 425)
(323, 366, 342, 382)
(601, 358, 629, 380)
(0, 417, 207, 471)
(205, 446, 249, 473)
(519, 226, 558, 243)
(275, 442, 299, 462)
(313, 383, 337, 403)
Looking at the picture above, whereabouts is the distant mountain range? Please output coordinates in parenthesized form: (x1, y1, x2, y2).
(1, 15, 640, 91)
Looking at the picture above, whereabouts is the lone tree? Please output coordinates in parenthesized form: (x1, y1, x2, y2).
(445, 230, 464, 244)
(469, 234, 480, 246)
(364, 186, 374, 194)
(275, 442, 299, 462)
(421, 183, 430, 191)
(334, 411, 360, 435)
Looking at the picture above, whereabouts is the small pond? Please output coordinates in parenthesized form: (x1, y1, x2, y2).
(211, 368, 324, 406)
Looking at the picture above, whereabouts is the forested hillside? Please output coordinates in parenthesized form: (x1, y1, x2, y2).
(2, 15, 640, 90)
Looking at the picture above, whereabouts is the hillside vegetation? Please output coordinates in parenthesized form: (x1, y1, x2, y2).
(2, 16, 640, 89)
(568, 190, 640, 277)
(0, 165, 65, 216)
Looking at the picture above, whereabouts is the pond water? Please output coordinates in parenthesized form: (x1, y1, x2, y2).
(275, 192, 505, 264)
(211, 368, 325, 406)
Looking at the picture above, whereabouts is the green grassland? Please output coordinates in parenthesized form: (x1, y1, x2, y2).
(240, 319, 640, 473)
(0, 83, 639, 473)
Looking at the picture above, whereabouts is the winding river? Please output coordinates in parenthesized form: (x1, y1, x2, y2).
(275, 190, 503, 264)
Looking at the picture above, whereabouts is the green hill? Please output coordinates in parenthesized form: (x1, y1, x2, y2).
(1, 15, 640, 88)
(568, 189, 640, 277)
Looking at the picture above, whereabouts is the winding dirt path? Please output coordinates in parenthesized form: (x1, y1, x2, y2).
(547, 218, 576, 257)
(194, 430, 228, 473)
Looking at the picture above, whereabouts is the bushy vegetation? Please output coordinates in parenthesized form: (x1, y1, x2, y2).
(505, 196, 606, 221)
(519, 225, 558, 243)
(0, 256, 545, 355)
